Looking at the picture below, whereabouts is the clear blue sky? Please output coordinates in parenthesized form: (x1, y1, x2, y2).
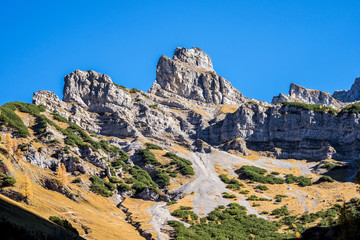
(1, 1, 359, 105)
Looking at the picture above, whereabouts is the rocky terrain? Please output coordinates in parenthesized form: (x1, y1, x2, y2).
(1, 47, 360, 239)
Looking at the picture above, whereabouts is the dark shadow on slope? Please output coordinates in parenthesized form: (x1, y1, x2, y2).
(0, 196, 83, 240)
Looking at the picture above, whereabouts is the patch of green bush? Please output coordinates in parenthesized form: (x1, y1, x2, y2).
(340, 102, 360, 114)
(285, 174, 312, 186)
(271, 206, 290, 216)
(240, 190, 250, 195)
(72, 177, 81, 183)
(167, 200, 177, 205)
(275, 195, 288, 202)
(165, 152, 194, 176)
(222, 192, 236, 198)
(49, 216, 78, 234)
(168, 202, 289, 239)
(279, 101, 338, 114)
(240, 165, 284, 184)
(321, 161, 342, 170)
(156, 170, 170, 186)
(118, 183, 131, 192)
(89, 175, 114, 197)
(0, 173, 16, 187)
(130, 88, 140, 94)
(138, 148, 162, 166)
(318, 175, 335, 183)
(172, 208, 198, 223)
(255, 185, 269, 191)
(145, 142, 163, 150)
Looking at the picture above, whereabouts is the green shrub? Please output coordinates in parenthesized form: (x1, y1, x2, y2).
(49, 216, 78, 234)
(247, 195, 258, 201)
(52, 113, 68, 123)
(340, 102, 360, 114)
(240, 165, 284, 184)
(285, 174, 312, 186)
(180, 206, 193, 210)
(240, 190, 250, 195)
(0, 173, 16, 187)
(109, 176, 121, 183)
(156, 170, 170, 186)
(298, 176, 312, 187)
(222, 192, 236, 198)
(149, 104, 157, 109)
(118, 183, 131, 192)
(0, 104, 30, 137)
(165, 152, 194, 176)
(279, 101, 338, 114)
(145, 142, 163, 150)
(18, 143, 30, 151)
(255, 185, 269, 191)
(89, 175, 113, 197)
(219, 174, 231, 183)
(271, 171, 280, 175)
(72, 177, 81, 183)
(130, 88, 140, 94)
(138, 149, 162, 166)
(321, 161, 342, 170)
(172, 208, 198, 222)
(167, 201, 177, 206)
(275, 195, 288, 202)
(318, 175, 335, 183)
(271, 206, 290, 216)
(168, 203, 287, 239)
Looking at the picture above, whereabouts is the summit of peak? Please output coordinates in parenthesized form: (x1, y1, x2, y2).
(172, 47, 214, 72)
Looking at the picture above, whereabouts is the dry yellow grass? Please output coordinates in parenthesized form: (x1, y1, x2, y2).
(214, 162, 360, 220)
(122, 197, 157, 238)
(217, 104, 239, 115)
(168, 193, 195, 213)
(7, 159, 143, 240)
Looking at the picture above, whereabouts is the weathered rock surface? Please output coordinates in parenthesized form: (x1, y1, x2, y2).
(200, 102, 360, 160)
(149, 47, 248, 105)
(333, 77, 360, 102)
(272, 83, 343, 108)
(33, 47, 360, 164)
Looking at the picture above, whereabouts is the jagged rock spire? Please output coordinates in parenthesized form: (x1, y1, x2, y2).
(149, 47, 247, 105)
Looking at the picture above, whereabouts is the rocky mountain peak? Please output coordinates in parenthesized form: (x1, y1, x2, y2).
(272, 83, 343, 108)
(173, 47, 214, 72)
(149, 47, 247, 105)
(333, 77, 360, 102)
(63, 69, 132, 110)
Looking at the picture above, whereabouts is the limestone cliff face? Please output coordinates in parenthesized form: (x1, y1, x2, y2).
(33, 47, 360, 162)
(63, 69, 132, 110)
(333, 77, 360, 102)
(272, 83, 343, 108)
(34, 68, 215, 144)
(200, 102, 360, 160)
(149, 47, 247, 105)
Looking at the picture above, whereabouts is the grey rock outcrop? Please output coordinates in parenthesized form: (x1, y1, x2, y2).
(63, 69, 132, 110)
(333, 77, 360, 102)
(272, 83, 343, 108)
(149, 47, 247, 105)
(200, 102, 360, 160)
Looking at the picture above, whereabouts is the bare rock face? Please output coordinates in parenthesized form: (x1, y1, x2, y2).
(272, 83, 342, 108)
(333, 77, 360, 102)
(200, 102, 360, 160)
(149, 47, 247, 105)
(63, 69, 132, 111)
